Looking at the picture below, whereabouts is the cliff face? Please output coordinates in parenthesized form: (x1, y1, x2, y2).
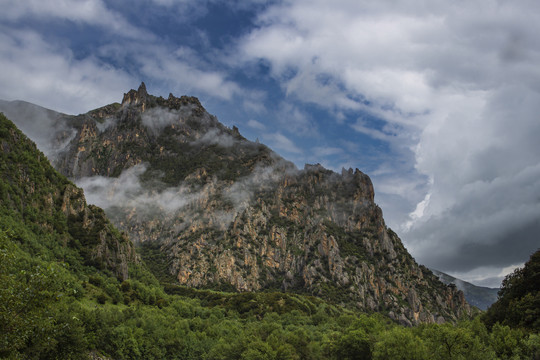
(0, 113, 138, 280)
(163, 164, 470, 325)
(7, 84, 471, 325)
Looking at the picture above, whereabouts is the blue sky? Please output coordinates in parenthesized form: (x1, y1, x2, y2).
(2, 0, 540, 287)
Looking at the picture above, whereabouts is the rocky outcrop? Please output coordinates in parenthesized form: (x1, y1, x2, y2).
(60, 184, 138, 280)
(122, 82, 149, 109)
(15, 84, 472, 325)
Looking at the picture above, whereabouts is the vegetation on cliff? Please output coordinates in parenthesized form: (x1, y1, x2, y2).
(0, 113, 138, 279)
(42, 84, 472, 325)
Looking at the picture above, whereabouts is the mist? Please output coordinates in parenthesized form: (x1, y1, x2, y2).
(0, 99, 76, 161)
(76, 163, 201, 219)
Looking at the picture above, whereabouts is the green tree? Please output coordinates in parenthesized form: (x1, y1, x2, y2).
(484, 249, 540, 331)
(523, 333, 540, 360)
(490, 323, 526, 359)
(422, 323, 495, 360)
(240, 340, 275, 360)
(327, 329, 373, 360)
(0, 230, 62, 357)
(373, 327, 428, 360)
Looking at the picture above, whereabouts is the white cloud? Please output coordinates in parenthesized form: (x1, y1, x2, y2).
(140, 54, 242, 101)
(246, 119, 266, 131)
(149, 0, 268, 11)
(312, 146, 342, 157)
(351, 119, 399, 143)
(0, 9, 245, 113)
(4, 0, 540, 287)
(0, 28, 134, 114)
(242, 91, 268, 114)
(264, 132, 302, 154)
(450, 263, 524, 289)
(273, 101, 318, 136)
(97, 41, 243, 101)
(196, 128, 236, 147)
(76, 164, 199, 215)
(0, 0, 150, 39)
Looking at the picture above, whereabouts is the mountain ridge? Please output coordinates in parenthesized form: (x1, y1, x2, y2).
(0, 84, 472, 326)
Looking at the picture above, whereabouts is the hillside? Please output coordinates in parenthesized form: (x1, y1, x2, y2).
(0, 83, 472, 326)
(0, 112, 158, 357)
(0, 112, 139, 279)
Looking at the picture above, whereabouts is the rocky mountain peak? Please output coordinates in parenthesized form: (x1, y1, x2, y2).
(122, 82, 149, 109)
(120, 83, 206, 118)
(3, 86, 473, 325)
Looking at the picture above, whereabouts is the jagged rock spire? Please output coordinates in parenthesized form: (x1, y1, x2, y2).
(122, 82, 149, 110)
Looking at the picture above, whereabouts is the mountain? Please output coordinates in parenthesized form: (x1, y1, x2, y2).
(0, 83, 471, 326)
(483, 248, 540, 331)
(3, 103, 537, 360)
(431, 269, 499, 310)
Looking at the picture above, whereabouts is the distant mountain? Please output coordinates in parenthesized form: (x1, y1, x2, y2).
(430, 269, 499, 310)
(0, 83, 472, 326)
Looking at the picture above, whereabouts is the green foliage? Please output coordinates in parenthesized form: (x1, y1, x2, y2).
(164, 284, 334, 318)
(327, 329, 373, 360)
(373, 327, 428, 360)
(144, 126, 273, 186)
(0, 113, 137, 279)
(420, 323, 496, 360)
(3, 222, 539, 360)
(490, 323, 528, 359)
(484, 249, 540, 331)
(0, 229, 82, 358)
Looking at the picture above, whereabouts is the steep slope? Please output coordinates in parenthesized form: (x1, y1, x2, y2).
(484, 249, 540, 331)
(431, 269, 499, 310)
(0, 112, 138, 279)
(1, 84, 471, 325)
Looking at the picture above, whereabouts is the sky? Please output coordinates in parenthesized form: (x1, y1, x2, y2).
(1, 0, 539, 288)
